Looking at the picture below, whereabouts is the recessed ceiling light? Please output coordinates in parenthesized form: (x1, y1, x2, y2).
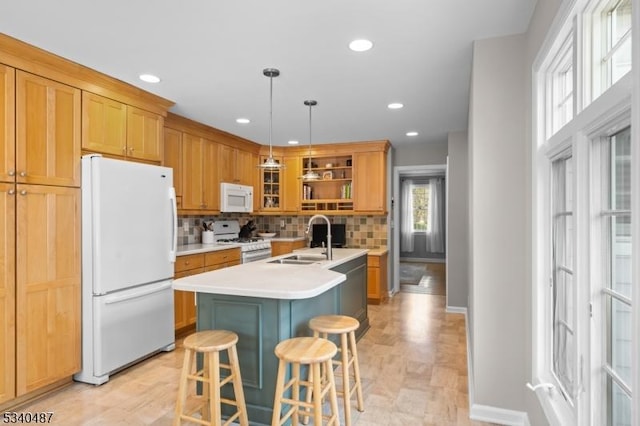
(349, 39, 373, 52)
(236, 118, 250, 124)
(406, 131, 419, 137)
(288, 140, 299, 145)
(139, 74, 160, 83)
(387, 103, 403, 109)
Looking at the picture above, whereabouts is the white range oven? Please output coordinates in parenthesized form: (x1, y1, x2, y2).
(211, 220, 272, 263)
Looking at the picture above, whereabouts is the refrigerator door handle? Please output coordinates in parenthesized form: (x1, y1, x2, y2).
(169, 187, 177, 262)
(104, 281, 173, 305)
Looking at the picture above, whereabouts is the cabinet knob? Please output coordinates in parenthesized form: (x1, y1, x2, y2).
(19, 171, 26, 177)
(8, 170, 15, 177)
(129, 147, 134, 153)
(122, 146, 127, 153)
(19, 189, 27, 196)
(7, 188, 15, 195)
(185, 261, 190, 265)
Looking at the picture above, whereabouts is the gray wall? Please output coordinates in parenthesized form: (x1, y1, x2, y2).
(393, 140, 448, 166)
(469, 34, 528, 412)
(446, 131, 468, 309)
(466, 0, 563, 423)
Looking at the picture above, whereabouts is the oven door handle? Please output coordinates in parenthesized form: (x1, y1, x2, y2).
(242, 249, 272, 263)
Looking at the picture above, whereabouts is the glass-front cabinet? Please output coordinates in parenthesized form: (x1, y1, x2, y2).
(300, 154, 353, 212)
(259, 156, 281, 211)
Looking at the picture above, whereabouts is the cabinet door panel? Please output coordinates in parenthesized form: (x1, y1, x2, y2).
(181, 133, 204, 210)
(0, 65, 15, 184)
(202, 139, 219, 211)
(237, 149, 256, 186)
(81, 92, 127, 157)
(163, 128, 183, 200)
(0, 183, 15, 403)
(353, 151, 385, 213)
(282, 156, 300, 212)
(127, 106, 163, 162)
(15, 185, 80, 395)
(218, 144, 237, 184)
(16, 71, 80, 187)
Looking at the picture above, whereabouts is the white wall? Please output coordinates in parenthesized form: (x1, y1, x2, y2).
(446, 131, 468, 309)
(469, 33, 528, 412)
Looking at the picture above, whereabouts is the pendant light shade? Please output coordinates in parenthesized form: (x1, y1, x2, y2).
(301, 100, 320, 181)
(258, 68, 284, 169)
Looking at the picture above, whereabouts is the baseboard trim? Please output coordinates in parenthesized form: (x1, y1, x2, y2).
(469, 404, 531, 426)
(446, 306, 466, 314)
(465, 311, 531, 426)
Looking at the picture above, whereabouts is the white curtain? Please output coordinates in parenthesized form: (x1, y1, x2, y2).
(401, 179, 414, 252)
(425, 177, 445, 253)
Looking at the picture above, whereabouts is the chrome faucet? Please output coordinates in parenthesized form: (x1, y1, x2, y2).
(306, 214, 332, 260)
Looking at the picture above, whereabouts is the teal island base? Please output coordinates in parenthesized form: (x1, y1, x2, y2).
(195, 254, 369, 425)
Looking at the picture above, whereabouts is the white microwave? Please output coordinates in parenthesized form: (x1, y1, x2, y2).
(220, 183, 253, 213)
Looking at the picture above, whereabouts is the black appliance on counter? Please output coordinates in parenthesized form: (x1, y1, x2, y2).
(310, 223, 346, 248)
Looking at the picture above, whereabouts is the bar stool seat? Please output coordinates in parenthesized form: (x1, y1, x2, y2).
(307, 315, 364, 426)
(272, 337, 340, 426)
(174, 330, 248, 426)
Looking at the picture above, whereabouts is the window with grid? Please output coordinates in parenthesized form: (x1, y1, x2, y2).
(411, 184, 430, 232)
(594, 126, 632, 426)
(548, 34, 574, 136)
(551, 153, 577, 402)
(590, 0, 632, 99)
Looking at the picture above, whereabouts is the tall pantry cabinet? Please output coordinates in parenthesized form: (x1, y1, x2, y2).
(0, 65, 81, 403)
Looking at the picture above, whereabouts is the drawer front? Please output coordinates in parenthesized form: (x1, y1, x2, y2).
(175, 254, 205, 272)
(205, 248, 241, 266)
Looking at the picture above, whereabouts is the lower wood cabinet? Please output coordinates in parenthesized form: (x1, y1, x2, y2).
(173, 248, 241, 334)
(367, 250, 388, 305)
(270, 239, 308, 256)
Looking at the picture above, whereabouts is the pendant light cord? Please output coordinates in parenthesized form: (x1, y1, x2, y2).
(268, 72, 274, 158)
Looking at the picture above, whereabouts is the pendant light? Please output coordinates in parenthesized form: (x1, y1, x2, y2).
(258, 68, 284, 169)
(301, 100, 320, 180)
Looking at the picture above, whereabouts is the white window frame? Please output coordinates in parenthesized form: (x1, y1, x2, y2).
(584, 0, 633, 102)
(532, 0, 636, 424)
(410, 183, 430, 233)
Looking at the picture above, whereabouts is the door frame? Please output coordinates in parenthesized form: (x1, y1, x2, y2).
(391, 163, 448, 295)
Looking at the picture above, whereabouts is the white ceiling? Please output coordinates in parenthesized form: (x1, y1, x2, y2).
(0, 0, 536, 149)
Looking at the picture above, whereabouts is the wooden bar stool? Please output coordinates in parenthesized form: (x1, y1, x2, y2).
(174, 330, 248, 426)
(272, 337, 340, 426)
(306, 315, 363, 426)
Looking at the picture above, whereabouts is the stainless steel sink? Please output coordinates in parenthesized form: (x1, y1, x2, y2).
(267, 258, 316, 265)
(283, 254, 327, 261)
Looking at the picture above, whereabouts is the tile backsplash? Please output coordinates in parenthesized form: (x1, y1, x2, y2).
(178, 214, 387, 249)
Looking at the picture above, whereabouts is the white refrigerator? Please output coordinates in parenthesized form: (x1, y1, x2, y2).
(74, 154, 177, 385)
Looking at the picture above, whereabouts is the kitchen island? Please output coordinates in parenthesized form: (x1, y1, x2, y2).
(172, 247, 369, 425)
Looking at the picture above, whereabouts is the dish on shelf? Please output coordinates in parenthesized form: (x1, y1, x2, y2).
(258, 232, 277, 238)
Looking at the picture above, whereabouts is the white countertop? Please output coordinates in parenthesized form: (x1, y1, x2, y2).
(172, 247, 368, 299)
(177, 243, 243, 256)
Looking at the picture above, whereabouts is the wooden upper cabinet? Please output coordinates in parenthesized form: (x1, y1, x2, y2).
(353, 151, 386, 213)
(218, 144, 237, 184)
(15, 184, 80, 395)
(127, 106, 163, 162)
(282, 156, 301, 212)
(202, 139, 219, 211)
(163, 127, 183, 203)
(181, 133, 219, 212)
(0, 65, 15, 184)
(82, 92, 163, 162)
(81, 91, 127, 157)
(16, 71, 81, 187)
(236, 149, 257, 187)
(0, 182, 16, 404)
(219, 144, 257, 187)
